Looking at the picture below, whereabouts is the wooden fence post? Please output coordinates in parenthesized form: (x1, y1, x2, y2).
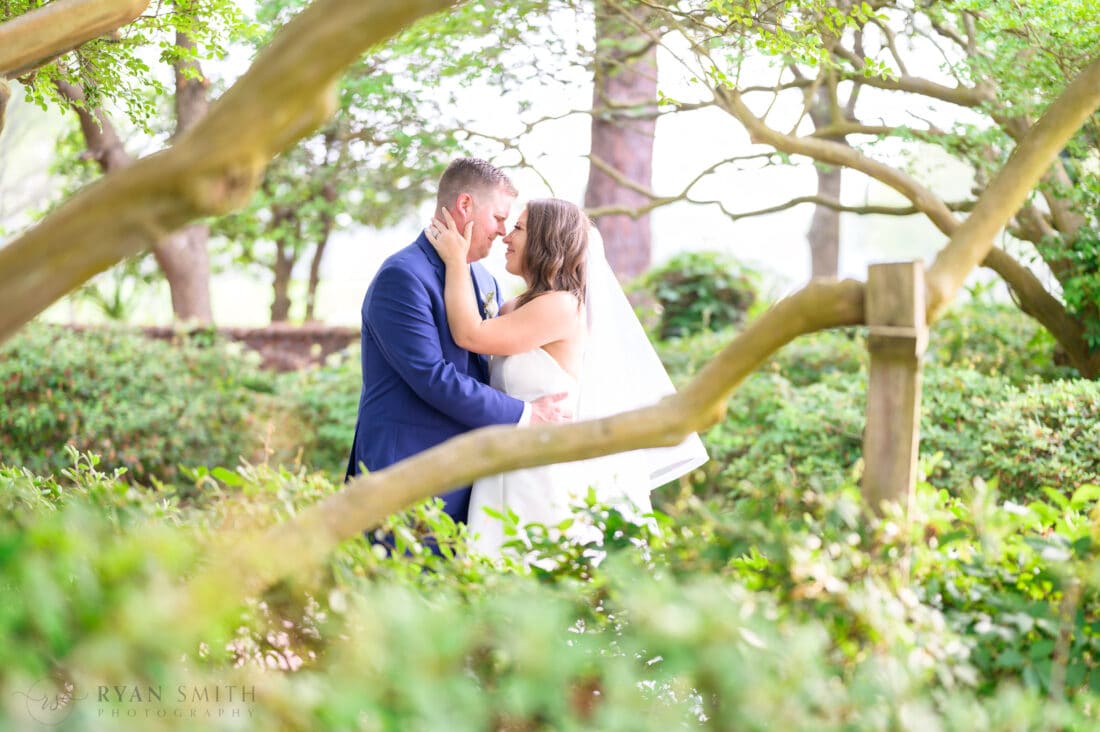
(862, 261, 928, 517)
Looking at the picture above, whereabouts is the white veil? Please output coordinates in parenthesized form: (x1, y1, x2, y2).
(574, 227, 709, 506)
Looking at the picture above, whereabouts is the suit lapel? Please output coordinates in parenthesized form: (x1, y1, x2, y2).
(418, 234, 491, 378)
(470, 266, 488, 320)
(468, 263, 493, 376)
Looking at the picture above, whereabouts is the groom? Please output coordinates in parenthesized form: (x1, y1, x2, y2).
(346, 158, 570, 525)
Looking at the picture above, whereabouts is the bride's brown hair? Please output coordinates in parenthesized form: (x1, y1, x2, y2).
(515, 198, 588, 308)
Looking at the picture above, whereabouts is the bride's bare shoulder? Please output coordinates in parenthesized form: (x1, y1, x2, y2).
(527, 290, 583, 311)
(500, 297, 520, 315)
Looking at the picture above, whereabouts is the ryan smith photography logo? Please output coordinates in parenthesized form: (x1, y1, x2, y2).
(13, 678, 84, 726)
(16, 681, 258, 725)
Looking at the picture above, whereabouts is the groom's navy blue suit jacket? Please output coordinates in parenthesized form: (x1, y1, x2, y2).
(345, 233, 525, 523)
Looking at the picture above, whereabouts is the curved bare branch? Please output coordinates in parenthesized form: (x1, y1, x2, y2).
(712, 84, 960, 234)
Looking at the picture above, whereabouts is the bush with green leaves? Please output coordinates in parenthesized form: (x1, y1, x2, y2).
(654, 299, 1094, 504)
(656, 298, 1067, 392)
(684, 363, 1100, 504)
(928, 299, 1077, 384)
(656, 326, 866, 389)
(273, 347, 362, 479)
(638, 251, 760, 340)
(2, 451, 1098, 729)
(0, 324, 275, 484)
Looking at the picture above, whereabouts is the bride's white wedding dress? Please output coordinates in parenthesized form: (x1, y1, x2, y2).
(465, 228, 708, 558)
(468, 348, 624, 556)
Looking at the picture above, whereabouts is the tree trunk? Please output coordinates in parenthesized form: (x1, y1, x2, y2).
(304, 222, 332, 323)
(807, 83, 844, 279)
(271, 238, 294, 323)
(808, 163, 842, 278)
(162, 29, 213, 323)
(583, 0, 657, 279)
(304, 181, 337, 322)
(55, 79, 131, 170)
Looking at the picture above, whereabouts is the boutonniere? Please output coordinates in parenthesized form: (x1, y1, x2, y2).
(482, 289, 499, 319)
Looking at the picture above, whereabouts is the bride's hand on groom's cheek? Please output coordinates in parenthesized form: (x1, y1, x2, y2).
(426, 208, 471, 265)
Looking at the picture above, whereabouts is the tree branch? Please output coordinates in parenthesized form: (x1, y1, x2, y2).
(711, 84, 960, 234)
(0, 0, 150, 79)
(830, 38, 991, 107)
(871, 16, 908, 76)
(982, 246, 1100, 377)
(727, 195, 973, 220)
(926, 55, 1100, 322)
(0, 0, 455, 345)
(181, 278, 865, 606)
(584, 152, 781, 220)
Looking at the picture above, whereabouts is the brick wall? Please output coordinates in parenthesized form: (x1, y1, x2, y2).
(71, 324, 360, 372)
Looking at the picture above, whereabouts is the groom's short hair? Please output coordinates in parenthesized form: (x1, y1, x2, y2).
(437, 158, 517, 206)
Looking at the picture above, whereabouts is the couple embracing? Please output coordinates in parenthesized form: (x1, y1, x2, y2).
(346, 158, 707, 557)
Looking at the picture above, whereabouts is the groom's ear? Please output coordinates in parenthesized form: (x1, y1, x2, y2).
(454, 193, 474, 219)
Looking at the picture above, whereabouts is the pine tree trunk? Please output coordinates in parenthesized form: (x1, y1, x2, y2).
(583, 0, 657, 279)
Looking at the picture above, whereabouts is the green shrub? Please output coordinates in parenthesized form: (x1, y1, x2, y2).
(274, 347, 361, 478)
(655, 299, 1093, 503)
(2, 455, 1098, 729)
(700, 370, 866, 499)
(920, 367, 1020, 494)
(982, 378, 1100, 499)
(923, 370, 1100, 500)
(928, 300, 1076, 384)
(765, 327, 867, 386)
(639, 251, 760, 340)
(684, 362, 1100, 504)
(0, 324, 274, 484)
(657, 326, 866, 389)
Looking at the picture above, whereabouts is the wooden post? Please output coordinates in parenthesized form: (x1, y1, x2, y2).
(862, 261, 927, 517)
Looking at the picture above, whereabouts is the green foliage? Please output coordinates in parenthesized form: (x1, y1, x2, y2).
(213, 0, 582, 322)
(6, 0, 254, 133)
(652, 0, 1100, 357)
(928, 300, 1078, 384)
(655, 302, 1100, 504)
(980, 379, 1100, 500)
(272, 348, 362, 478)
(657, 295, 1085, 496)
(691, 362, 1100, 504)
(1036, 186, 1100, 349)
(698, 369, 865, 498)
(639, 251, 760, 340)
(910, 478, 1100, 698)
(0, 325, 273, 484)
(2, 451, 1099, 729)
(3, 299, 1100, 726)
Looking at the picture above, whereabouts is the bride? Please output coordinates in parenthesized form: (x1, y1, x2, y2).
(427, 198, 707, 557)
